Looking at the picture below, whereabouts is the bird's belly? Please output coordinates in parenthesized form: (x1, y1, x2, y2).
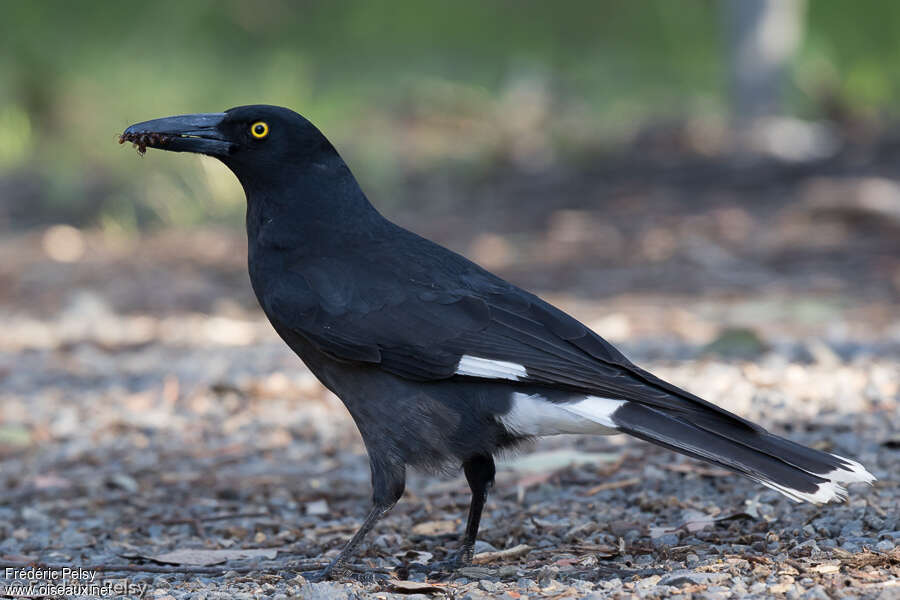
(258, 329, 521, 466)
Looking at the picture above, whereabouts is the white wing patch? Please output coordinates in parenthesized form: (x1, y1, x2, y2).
(498, 392, 625, 437)
(456, 355, 527, 381)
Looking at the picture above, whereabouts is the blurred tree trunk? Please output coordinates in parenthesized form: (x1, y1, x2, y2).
(724, 0, 807, 123)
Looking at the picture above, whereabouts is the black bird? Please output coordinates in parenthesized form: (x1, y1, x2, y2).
(122, 105, 874, 578)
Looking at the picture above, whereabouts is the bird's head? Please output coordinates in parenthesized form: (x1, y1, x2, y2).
(120, 105, 337, 183)
(121, 104, 383, 233)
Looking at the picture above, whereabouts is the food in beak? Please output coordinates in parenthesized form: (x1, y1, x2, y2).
(118, 132, 171, 155)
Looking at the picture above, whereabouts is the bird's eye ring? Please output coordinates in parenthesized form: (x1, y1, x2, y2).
(251, 121, 269, 139)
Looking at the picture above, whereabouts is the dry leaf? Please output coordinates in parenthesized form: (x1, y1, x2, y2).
(473, 543, 532, 564)
(684, 517, 716, 533)
(811, 563, 840, 574)
(389, 580, 446, 594)
(140, 548, 280, 566)
(651, 511, 754, 538)
(411, 520, 457, 536)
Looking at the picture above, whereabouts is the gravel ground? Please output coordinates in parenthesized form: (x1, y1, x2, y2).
(1, 231, 898, 599)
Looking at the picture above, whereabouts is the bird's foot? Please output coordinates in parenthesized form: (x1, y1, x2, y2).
(304, 563, 344, 583)
(304, 560, 389, 583)
(425, 546, 475, 576)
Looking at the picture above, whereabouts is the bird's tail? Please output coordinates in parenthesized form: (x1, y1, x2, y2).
(610, 402, 875, 503)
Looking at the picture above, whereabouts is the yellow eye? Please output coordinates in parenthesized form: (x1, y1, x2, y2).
(251, 121, 269, 139)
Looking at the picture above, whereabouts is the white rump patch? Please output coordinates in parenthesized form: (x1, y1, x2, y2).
(498, 393, 626, 437)
(561, 396, 628, 429)
(756, 453, 876, 505)
(456, 355, 527, 381)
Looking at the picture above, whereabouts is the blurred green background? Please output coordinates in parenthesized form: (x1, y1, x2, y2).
(4, 0, 900, 232)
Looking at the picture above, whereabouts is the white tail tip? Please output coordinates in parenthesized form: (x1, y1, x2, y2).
(758, 453, 875, 504)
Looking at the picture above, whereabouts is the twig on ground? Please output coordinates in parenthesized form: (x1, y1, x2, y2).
(581, 477, 641, 496)
(472, 544, 532, 565)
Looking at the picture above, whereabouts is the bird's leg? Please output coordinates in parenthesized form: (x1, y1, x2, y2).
(458, 454, 496, 565)
(314, 503, 391, 581)
(428, 454, 496, 574)
(314, 461, 405, 581)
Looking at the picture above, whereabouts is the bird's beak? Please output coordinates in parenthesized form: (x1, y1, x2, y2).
(120, 113, 234, 156)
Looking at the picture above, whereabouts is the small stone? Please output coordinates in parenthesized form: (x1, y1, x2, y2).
(497, 566, 518, 578)
(305, 499, 329, 515)
(458, 566, 493, 580)
(803, 585, 830, 600)
(698, 589, 730, 600)
(299, 582, 354, 600)
(875, 540, 894, 552)
(840, 520, 864, 537)
(516, 578, 536, 590)
(635, 575, 661, 590)
(600, 577, 622, 590)
(659, 570, 729, 587)
(653, 533, 680, 547)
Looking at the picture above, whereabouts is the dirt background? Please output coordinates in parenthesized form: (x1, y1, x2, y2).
(1, 147, 899, 598)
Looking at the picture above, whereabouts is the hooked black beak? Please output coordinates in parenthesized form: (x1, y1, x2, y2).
(121, 113, 234, 156)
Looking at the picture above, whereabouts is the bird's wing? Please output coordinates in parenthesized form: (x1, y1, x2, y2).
(263, 253, 757, 428)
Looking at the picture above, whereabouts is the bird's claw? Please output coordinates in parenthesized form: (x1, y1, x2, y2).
(425, 546, 475, 575)
(306, 562, 388, 583)
(304, 566, 341, 583)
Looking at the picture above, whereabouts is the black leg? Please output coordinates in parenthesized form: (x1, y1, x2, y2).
(316, 460, 406, 581)
(458, 454, 496, 565)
